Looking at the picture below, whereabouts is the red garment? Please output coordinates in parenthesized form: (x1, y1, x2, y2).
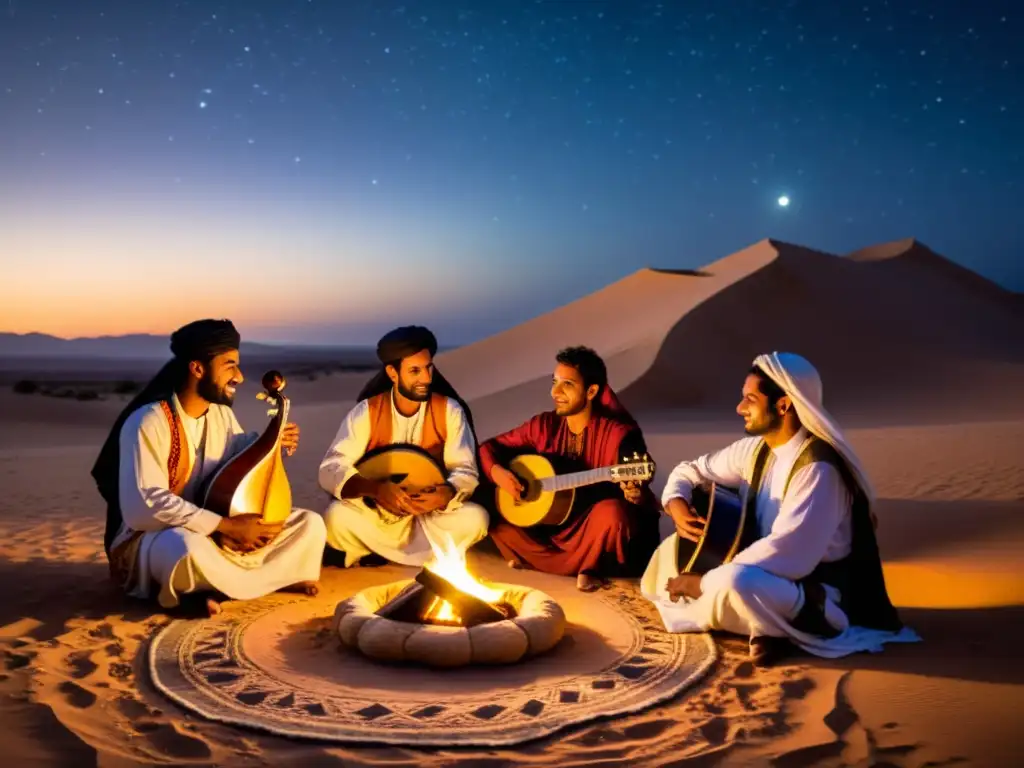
(478, 404, 661, 577)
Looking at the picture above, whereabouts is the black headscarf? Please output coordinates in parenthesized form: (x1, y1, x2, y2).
(92, 318, 241, 554)
(355, 325, 477, 442)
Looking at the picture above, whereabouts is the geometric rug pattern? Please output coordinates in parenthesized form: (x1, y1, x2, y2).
(148, 584, 716, 746)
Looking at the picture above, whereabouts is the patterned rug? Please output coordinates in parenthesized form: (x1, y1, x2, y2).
(148, 571, 717, 747)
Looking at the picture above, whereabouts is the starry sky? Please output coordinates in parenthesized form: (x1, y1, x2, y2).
(1, 1, 1020, 345)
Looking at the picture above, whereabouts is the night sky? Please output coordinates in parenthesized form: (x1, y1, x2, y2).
(1, 1, 1020, 345)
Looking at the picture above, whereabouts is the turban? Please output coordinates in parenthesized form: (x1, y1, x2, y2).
(375, 325, 438, 366)
(170, 318, 240, 362)
(752, 351, 875, 503)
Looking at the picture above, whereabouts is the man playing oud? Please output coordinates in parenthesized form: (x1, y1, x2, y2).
(641, 352, 918, 665)
(91, 319, 327, 617)
(479, 346, 661, 591)
(317, 325, 489, 566)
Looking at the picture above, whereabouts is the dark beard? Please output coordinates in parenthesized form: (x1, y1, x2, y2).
(743, 409, 783, 436)
(198, 372, 234, 406)
(398, 380, 430, 402)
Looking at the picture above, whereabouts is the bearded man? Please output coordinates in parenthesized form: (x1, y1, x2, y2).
(641, 352, 919, 665)
(317, 326, 488, 566)
(479, 346, 661, 591)
(91, 319, 327, 617)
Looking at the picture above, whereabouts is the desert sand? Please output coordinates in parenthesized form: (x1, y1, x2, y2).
(2, 238, 1023, 766)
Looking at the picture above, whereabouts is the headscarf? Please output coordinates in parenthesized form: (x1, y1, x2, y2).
(355, 325, 477, 442)
(91, 318, 240, 553)
(592, 384, 638, 427)
(752, 351, 875, 503)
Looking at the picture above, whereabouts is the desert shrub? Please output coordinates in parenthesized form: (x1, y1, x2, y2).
(13, 379, 39, 394)
(76, 389, 100, 401)
(113, 380, 140, 395)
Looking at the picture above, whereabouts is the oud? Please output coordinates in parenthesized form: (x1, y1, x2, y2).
(675, 483, 758, 574)
(352, 444, 447, 523)
(495, 452, 656, 528)
(201, 370, 293, 527)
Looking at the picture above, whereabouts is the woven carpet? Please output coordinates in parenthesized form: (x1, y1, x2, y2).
(148, 565, 717, 747)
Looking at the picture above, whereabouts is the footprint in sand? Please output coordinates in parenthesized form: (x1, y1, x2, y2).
(66, 649, 98, 679)
(698, 715, 730, 746)
(58, 680, 97, 709)
(622, 718, 677, 740)
(134, 722, 212, 760)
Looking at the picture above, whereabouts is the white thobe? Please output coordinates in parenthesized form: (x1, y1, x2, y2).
(318, 394, 489, 567)
(641, 429, 919, 657)
(114, 394, 326, 609)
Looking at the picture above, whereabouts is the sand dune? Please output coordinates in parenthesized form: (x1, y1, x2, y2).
(439, 237, 1024, 431)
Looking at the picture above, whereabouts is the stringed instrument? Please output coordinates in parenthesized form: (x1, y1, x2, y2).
(201, 370, 293, 531)
(352, 444, 448, 523)
(674, 482, 758, 574)
(495, 451, 656, 528)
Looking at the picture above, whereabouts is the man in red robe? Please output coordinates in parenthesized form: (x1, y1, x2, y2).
(478, 346, 661, 591)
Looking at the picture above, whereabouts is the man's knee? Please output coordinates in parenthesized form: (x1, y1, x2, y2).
(453, 501, 490, 538)
(706, 563, 768, 599)
(321, 499, 354, 531)
(587, 498, 632, 533)
(155, 527, 209, 559)
(298, 507, 328, 543)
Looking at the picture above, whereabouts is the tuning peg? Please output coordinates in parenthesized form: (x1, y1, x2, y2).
(643, 452, 649, 460)
(256, 392, 267, 401)
(633, 451, 640, 460)
(266, 408, 279, 417)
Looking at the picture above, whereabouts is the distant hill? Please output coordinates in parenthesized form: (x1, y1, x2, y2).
(0, 332, 374, 361)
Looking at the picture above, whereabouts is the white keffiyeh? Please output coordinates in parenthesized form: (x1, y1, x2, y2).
(752, 351, 875, 505)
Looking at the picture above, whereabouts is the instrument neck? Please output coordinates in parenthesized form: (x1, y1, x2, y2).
(539, 467, 615, 492)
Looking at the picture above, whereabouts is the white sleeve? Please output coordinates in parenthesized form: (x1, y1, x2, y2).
(223, 406, 260, 460)
(730, 462, 851, 580)
(117, 406, 222, 536)
(318, 400, 371, 500)
(442, 398, 480, 498)
(661, 438, 759, 506)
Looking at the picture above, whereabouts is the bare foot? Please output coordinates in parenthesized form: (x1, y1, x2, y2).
(507, 558, 523, 569)
(281, 581, 320, 597)
(576, 573, 601, 592)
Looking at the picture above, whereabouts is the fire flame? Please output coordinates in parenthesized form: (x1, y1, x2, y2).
(423, 532, 505, 623)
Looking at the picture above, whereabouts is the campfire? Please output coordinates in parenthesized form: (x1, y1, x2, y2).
(375, 535, 518, 627)
(334, 535, 567, 667)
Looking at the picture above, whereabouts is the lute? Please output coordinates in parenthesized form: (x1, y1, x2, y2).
(674, 482, 759, 574)
(201, 370, 294, 543)
(495, 451, 656, 528)
(351, 443, 448, 524)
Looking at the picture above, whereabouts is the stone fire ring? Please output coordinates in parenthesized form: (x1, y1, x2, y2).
(334, 579, 565, 667)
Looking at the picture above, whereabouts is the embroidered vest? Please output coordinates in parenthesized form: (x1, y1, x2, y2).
(364, 391, 448, 462)
(745, 437, 902, 634)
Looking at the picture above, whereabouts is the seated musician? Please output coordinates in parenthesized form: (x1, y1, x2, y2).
(317, 325, 489, 566)
(91, 319, 327, 617)
(641, 352, 919, 665)
(479, 346, 661, 592)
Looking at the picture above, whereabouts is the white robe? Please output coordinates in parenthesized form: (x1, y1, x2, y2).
(317, 393, 489, 567)
(641, 428, 920, 657)
(114, 394, 327, 609)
